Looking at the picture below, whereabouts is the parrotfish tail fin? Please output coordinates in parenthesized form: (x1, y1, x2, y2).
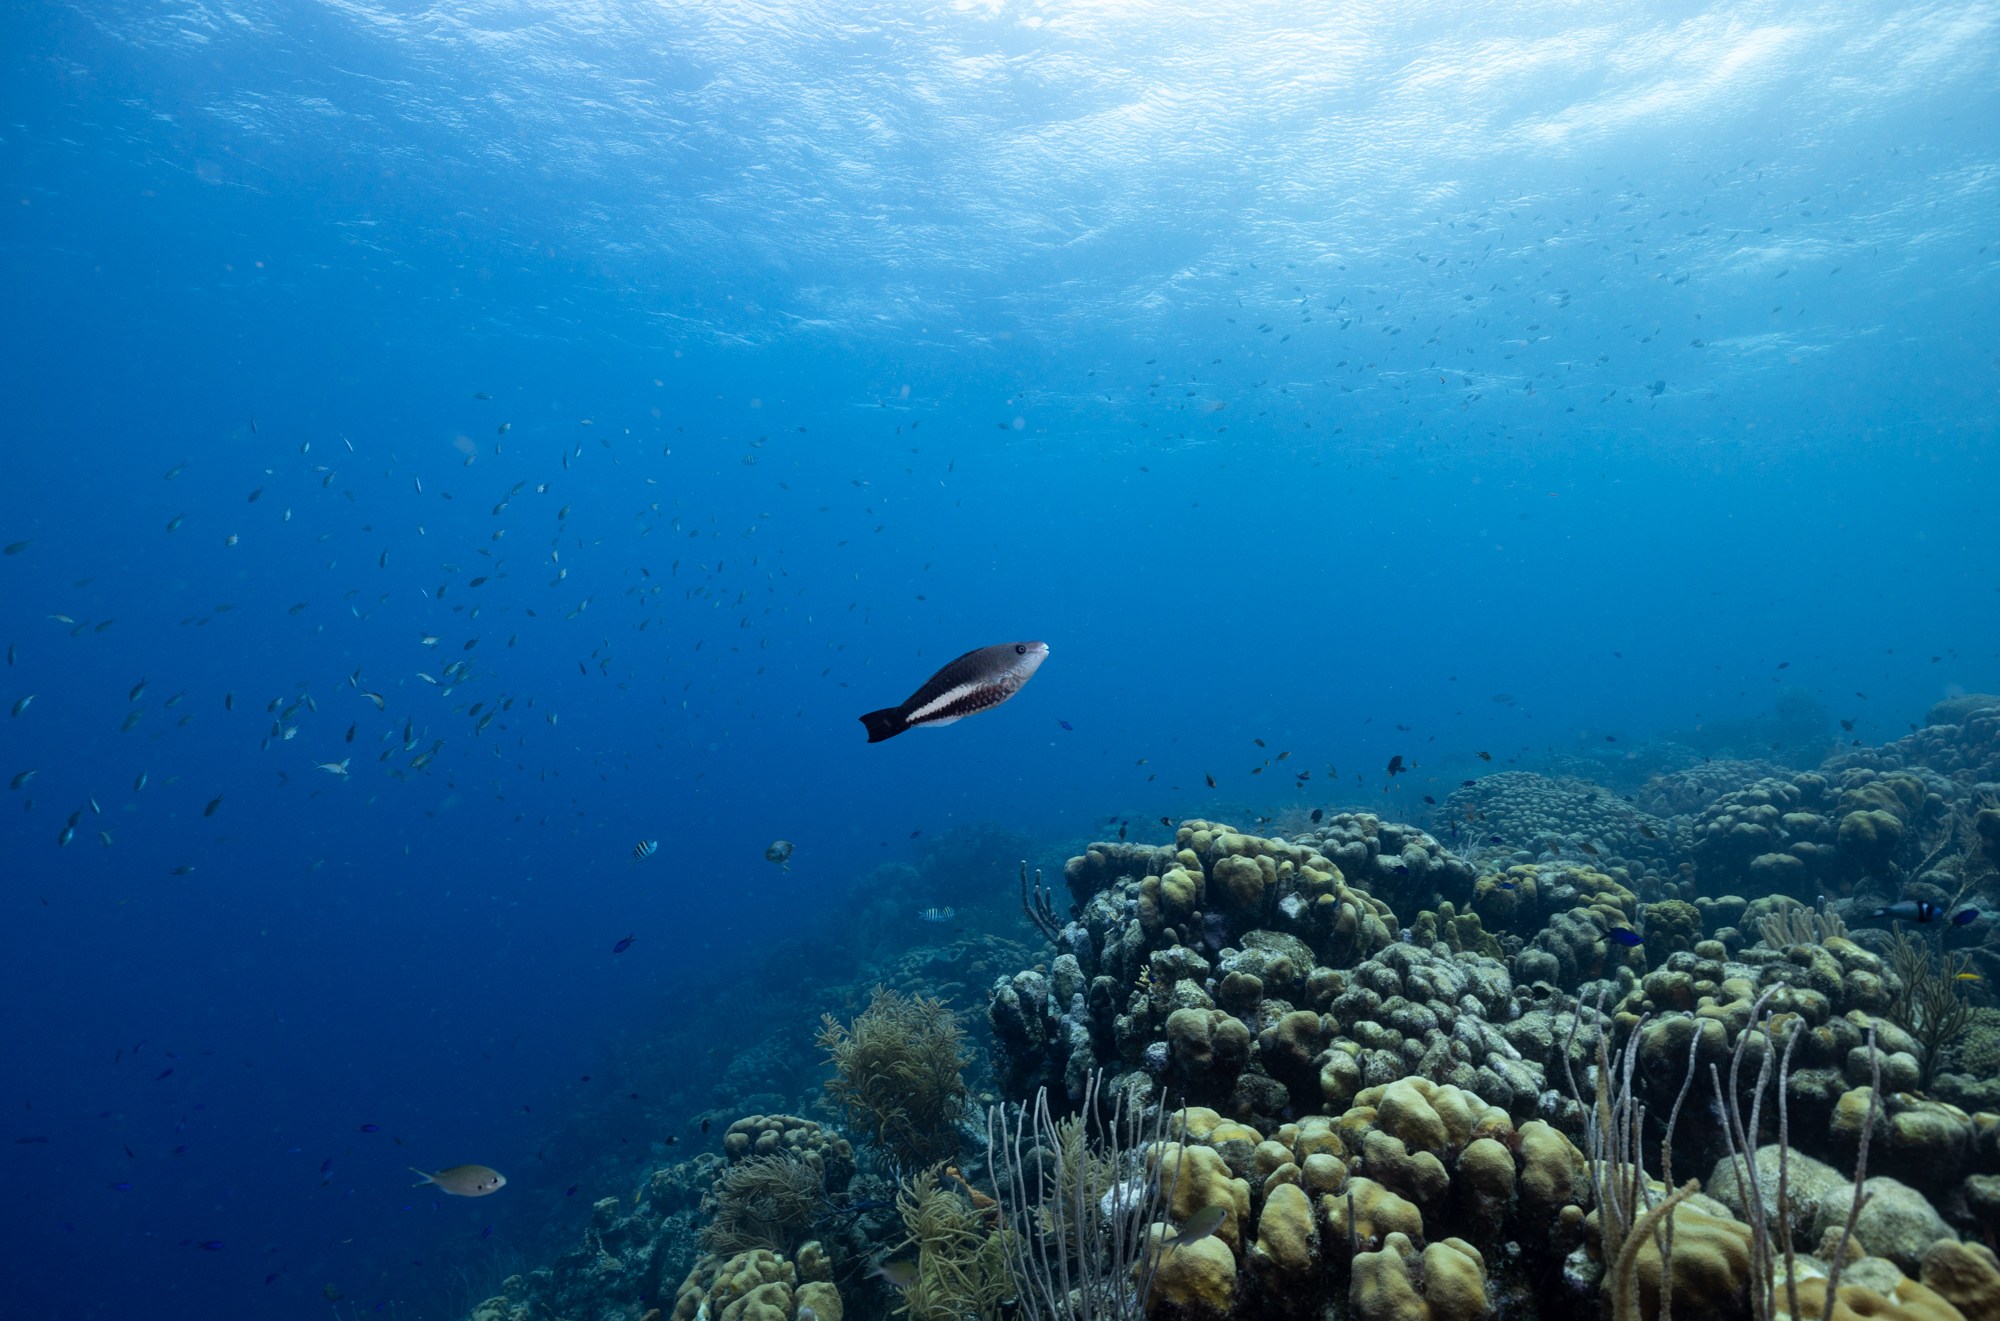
(409, 1168, 435, 1188)
(860, 708, 907, 743)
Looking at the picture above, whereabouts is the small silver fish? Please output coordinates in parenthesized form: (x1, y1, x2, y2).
(1165, 1204, 1229, 1249)
(409, 1165, 506, 1197)
(868, 1260, 918, 1290)
(633, 839, 659, 861)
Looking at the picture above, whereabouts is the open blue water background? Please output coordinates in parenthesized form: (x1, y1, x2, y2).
(3, 1, 1996, 1317)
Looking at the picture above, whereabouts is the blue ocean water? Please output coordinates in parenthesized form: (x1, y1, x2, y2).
(2, 1, 1996, 1317)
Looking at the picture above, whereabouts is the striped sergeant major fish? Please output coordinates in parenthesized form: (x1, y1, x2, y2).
(859, 642, 1049, 743)
(632, 839, 658, 861)
(919, 907, 955, 923)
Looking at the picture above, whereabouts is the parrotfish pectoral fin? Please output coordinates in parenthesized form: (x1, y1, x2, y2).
(860, 708, 907, 743)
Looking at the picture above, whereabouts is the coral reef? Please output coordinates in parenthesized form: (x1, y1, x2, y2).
(819, 986, 971, 1171)
(1439, 772, 1678, 878)
(702, 1154, 832, 1255)
(669, 1244, 844, 1321)
(886, 1166, 1013, 1321)
(469, 715, 2000, 1321)
(467, 1164, 714, 1321)
(722, 1115, 857, 1193)
(1635, 759, 1793, 818)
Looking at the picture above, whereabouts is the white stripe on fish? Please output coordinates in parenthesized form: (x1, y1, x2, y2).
(860, 642, 1048, 743)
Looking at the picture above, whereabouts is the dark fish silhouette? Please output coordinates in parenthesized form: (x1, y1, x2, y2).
(860, 642, 1048, 743)
(1870, 901, 1976, 925)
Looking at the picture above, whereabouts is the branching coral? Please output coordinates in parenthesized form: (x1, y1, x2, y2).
(890, 1166, 1015, 1321)
(986, 1075, 1174, 1321)
(1757, 898, 1847, 950)
(819, 986, 970, 1172)
(1886, 931, 1974, 1089)
(701, 1154, 829, 1256)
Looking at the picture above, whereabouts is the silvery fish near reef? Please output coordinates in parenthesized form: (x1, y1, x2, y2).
(859, 641, 1048, 743)
(764, 839, 793, 870)
(918, 906, 955, 923)
(409, 1165, 506, 1196)
(1164, 1204, 1229, 1249)
(632, 839, 658, 861)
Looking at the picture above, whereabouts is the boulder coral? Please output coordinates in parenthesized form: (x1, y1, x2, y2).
(669, 1244, 842, 1321)
(720, 1115, 855, 1193)
(1350, 1232, 1490, 1321)
(994, 822, 1419, 1116)
(1139, 1086, 1591, 1319)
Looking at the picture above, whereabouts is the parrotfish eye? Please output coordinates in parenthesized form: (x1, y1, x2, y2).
(1014, 644, 1027, 655)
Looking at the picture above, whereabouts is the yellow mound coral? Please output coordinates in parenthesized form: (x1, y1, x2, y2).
(1515, 1120, 1587, 1225)
(1473, 868, 1539, 929)
(721, 1115, 856, 1192)
(1409, 902, 1503, 958)
(1250, 1182, 1316, 1278)
(1350, 1233, 1489, 1321)
(1145, 1228, 1236, 1318)
(1455, 1137, 1515, 1226)
(1139, 865, 1205, 936)
(1589, 1199, 1751, 1320)
(1920, 1241, 2000, 1319)
(673, 1249, 816, 1321)
(1343, 1078, 1511, 1154)
(1782, 1272, 1968, 1321)
(1152, 1140, 1252, 1251)
(1170, 819, 1397, 962)
(1324, 1176, 1424, 1250)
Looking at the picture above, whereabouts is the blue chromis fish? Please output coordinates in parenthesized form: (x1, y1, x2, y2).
(1605, 927, 1644, 947)
(918, 907, 955, 923)
(859, 641, 1048, 743)
(1870, 900, 1977, 925)
(632, 839, 658, 861)
(409, 1165, 506, 1196)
